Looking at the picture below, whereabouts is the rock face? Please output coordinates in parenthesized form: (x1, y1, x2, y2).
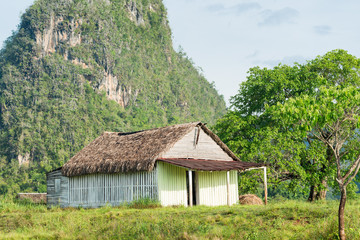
(34, 9, 137, 107)
(33, 1, 150, 108)
(99, 72, 139, 107)
(36, 15, 82, 56)
(126, 0, 145, 26)
(18, 153, 30, 166)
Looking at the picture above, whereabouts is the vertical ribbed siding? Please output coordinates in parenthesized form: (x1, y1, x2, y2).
(157, 162, 187, 206)
(197, 170, 238, 206)
(232, 171, 238, 204)
(68, 170, 158, 208)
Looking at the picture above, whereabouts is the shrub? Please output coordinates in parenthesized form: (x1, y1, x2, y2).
(128, 197, 161, 209)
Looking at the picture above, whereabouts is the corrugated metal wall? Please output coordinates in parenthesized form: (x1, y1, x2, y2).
(68, 170, 158, 208)
(157, 161, 188, 206)
(197, 170, 238, 206)
(48, 164, 239, 208)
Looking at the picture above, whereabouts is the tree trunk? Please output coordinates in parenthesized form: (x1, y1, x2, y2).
(308, 185, 316, 202)
(308, 179, 327, 202)
(338, 187, 346, 240)
(308, 146, 332, 202)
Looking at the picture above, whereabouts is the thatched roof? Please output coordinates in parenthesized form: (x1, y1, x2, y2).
(61, 122, 243, 177)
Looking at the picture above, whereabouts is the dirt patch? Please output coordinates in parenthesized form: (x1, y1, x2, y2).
(290, 217, 310, 225)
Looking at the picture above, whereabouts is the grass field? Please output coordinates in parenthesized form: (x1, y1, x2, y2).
(0, 198, 359, 239)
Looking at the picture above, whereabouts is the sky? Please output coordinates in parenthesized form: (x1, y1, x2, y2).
(1, 1, 360, 106)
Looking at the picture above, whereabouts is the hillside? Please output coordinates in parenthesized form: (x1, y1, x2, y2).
(0, 0, 226, 194)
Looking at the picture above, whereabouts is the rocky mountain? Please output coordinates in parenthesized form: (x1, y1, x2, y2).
(0, 0, 226, 194)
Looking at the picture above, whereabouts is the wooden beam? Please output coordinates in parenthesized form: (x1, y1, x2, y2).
(264, 167, 268, 205)
(189, 170, 193, 207)
(226, 171, 230, 206)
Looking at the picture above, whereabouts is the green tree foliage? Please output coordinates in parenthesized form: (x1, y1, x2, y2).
(270, 86, 360, 240)
(0, 0, 226, 195)
(213, 50, 360, 200)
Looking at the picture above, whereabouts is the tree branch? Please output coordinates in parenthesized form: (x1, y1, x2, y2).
(343, 155, 360, 186)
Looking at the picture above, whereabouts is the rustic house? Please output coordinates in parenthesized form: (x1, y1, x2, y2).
(47, 122, 266, 208)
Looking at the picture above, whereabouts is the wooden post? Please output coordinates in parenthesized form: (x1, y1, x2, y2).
(189, 170, 193, 207)
(264, 167, 268, 205)
(226, 171, 230, 206)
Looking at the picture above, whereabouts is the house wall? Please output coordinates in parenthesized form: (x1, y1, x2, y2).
(47, 164, 238, 208)
(47, 169, 69, 208)
(197, 170, 238, 206)
(157, 162, 239, 207)
(47, 169, 158, 208)
(67, 170, 158, 208)
(161, 128, 233, 161)
(157, 161, 188, 206)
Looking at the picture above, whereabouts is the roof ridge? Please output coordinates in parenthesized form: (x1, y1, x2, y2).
(103, 121, 201, 136)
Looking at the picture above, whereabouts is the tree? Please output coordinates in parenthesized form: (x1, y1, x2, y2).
(213, 49, 360, 200)
(270, 86, 360, 240)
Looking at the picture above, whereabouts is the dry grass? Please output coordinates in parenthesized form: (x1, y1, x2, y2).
(239, 194, 264, 205)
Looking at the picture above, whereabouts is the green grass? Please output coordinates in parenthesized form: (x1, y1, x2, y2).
(0, 198, 360, 239)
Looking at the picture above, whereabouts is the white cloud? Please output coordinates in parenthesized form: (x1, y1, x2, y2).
(246, 50, 259, 59)
(313, 25, 332, 35)
(206, 2, 261, 15)
(254, 55, 308, 67)
(258, 7, 299, 26)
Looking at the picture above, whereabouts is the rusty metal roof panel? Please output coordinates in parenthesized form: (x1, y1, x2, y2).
(157, 158, 265, 171)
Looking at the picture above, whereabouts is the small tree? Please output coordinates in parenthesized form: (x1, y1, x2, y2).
(271, 86, 360, 240)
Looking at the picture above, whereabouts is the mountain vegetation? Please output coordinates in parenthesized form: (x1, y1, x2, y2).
(0, 0, 226, 195)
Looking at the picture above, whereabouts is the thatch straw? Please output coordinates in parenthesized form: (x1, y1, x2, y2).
(61, 122, 246, 177)
(62, 122, 198, 176)
(239, 194, 264, 205)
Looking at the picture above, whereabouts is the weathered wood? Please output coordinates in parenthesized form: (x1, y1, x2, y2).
(46, 169, 69, 208)
(162, 128, 233, 161)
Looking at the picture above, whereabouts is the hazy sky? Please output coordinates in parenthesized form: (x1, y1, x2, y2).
(1, 1, 360, 105)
